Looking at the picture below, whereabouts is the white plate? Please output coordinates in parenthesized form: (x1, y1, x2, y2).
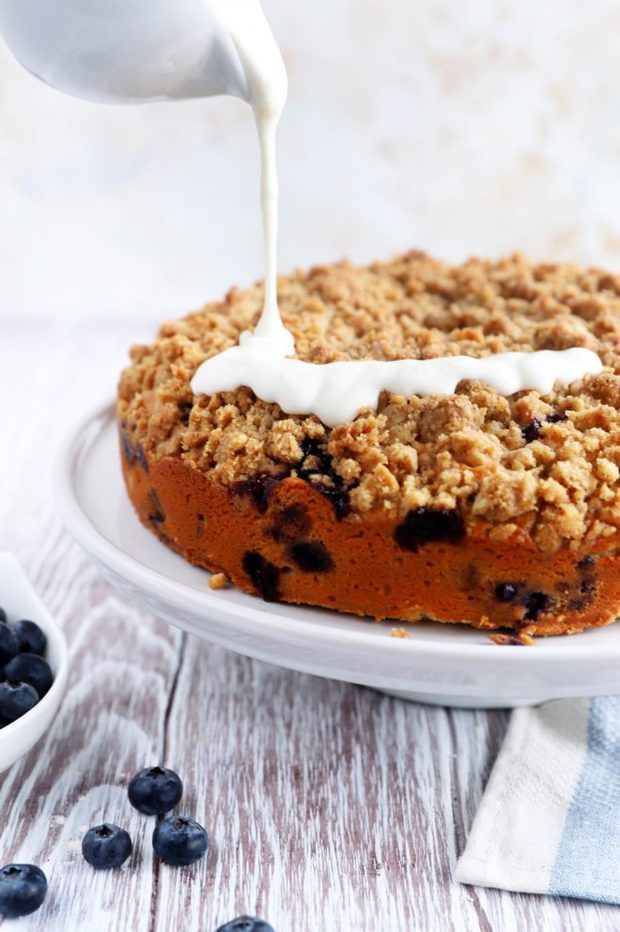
(54, 402, 620, 708)
(0, 555, 69, 772)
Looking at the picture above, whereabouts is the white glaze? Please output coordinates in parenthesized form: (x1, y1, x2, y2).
(215, 0, 294, 354)
(191, 345, 603, 428)
(189, 5, 605, 424)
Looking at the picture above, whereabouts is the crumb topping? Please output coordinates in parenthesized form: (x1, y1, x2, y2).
(117, 251, 620, 552)
(207, 572, 228, 591)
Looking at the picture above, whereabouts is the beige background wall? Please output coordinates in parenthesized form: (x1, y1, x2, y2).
(1, 0, 620, 319)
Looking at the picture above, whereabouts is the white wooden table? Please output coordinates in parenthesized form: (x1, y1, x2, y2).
(1, 321, 618, 931)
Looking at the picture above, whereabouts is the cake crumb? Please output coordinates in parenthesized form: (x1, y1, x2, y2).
(391, 627, 411, 639)
(208, 572, 228, 591)
(490, 633, 522, 646)
(490, 631, 536, 646)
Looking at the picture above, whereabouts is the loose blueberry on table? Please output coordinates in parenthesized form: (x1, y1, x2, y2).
(0, 765, 211, 920)
(82, 824, 133, 869)
(0, 863, 47, 918)
(215, 918, 275, 932)
(0, 612, 53, 727)
(128, 765, 183, 815)
(152, 816, 208, 866)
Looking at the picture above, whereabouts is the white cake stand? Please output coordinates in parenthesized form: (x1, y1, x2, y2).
(54, 402, 620, 708)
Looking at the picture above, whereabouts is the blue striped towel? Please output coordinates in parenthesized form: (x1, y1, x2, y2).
(457, 697, 620, 903)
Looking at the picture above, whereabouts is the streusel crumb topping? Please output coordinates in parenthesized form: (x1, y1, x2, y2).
(117, 251, 620, 552)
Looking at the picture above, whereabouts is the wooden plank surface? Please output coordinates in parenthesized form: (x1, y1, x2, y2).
(0, 321, 618, 931)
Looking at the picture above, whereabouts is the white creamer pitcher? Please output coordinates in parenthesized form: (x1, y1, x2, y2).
(0, 0, 284, 107)
(0, 0, 295, 356)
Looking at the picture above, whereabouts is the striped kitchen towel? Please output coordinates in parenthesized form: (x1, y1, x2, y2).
(456, 697, 620, 903)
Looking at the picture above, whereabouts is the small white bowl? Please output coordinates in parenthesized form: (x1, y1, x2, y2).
(0, 554, 68, 772)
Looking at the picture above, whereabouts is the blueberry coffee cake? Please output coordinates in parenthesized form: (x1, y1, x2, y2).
(117, 251, 620, 635)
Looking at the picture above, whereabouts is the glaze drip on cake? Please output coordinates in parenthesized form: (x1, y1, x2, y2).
(191, 346, 603, 429)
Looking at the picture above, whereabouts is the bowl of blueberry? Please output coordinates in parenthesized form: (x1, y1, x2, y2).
(0, 763, 274, 927)
(0, 553, 68, 772)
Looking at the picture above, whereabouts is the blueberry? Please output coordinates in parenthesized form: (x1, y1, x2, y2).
(523, 413, 567, 444)
(522, 418, 542, 443)
(121, 422, 134, 466)
(235, 475, 281, 514)
(394, 508, 465, 551)
(215, 918, 275, 932)
(523, 591, 551, 621)
(242, 551, 281, 602)
(578, 555, 595, 570)
(0, 864, 47, 918)
(152, 816, 208, 866)
(0, 607, 6, 623)
(128, 766, 183, 815)
(288, 541, 334, 573)
(147, 488, 166, 526)
(82, 824, 132, 869)
(0, 680, 39, 725)
(3, 654, 53, 698)
(270, 504, 312, 542)
(9, 620, 46, 656)
(495, 583, 518, 603)
(298, 438, 350, 518)
(135, 444, 149, 472)
(0, 623, 18, 666)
